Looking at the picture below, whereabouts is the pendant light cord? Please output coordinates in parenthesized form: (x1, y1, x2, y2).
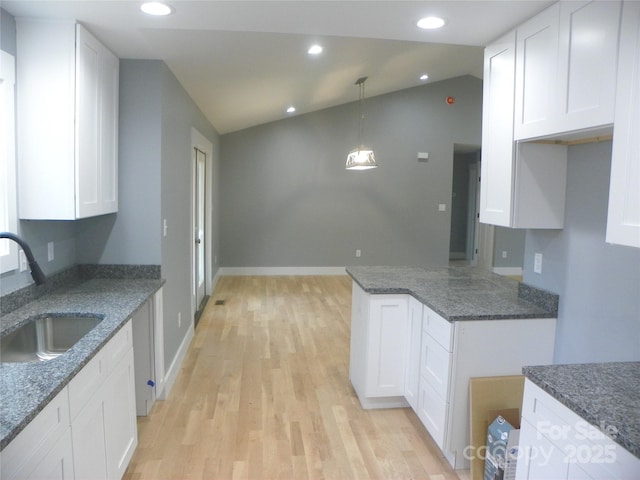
(355, 76, 368, 148)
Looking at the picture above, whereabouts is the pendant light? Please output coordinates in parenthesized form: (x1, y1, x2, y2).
(346, 77, 377, 170)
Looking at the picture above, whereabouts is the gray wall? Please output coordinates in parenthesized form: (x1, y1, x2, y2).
(77, 60, 163, 265)
(160, 61, 220, 368)
(523, 141, 640, 364)
(493, 227, 526, 269)
(220, 75, 483, 268)
(84, 59, 220, 371)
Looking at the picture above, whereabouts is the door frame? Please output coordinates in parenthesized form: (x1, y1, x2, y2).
(190, 128, 213, 323)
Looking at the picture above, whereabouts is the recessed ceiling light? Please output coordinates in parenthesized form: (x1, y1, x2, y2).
(286, 106, 296, 113)
(417, 16, 446, 29)
(307, 45, 323, 55)
(141, 2, 174, 16)
(420, 74, 429, 81)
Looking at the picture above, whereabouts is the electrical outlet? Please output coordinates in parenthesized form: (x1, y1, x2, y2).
(502, 250, 508, 259)
(534, 253, 543, 274)
(47, 241, 54, 262)
(438, 204, 446, 212)
(355, 249, 361, 258)
(178, 312, 182, 328)
(163, 219, 168, 237)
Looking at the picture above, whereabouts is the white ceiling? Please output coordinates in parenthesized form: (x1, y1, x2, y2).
(2, 1, 554, 134)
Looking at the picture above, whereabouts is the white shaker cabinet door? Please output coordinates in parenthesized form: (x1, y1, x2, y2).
(75, 24, 119, 219)
(71, 394, 109, 480)
(607, 1, 640, 248)
(556, 1, 621, 132)
(480, 31, 517, 227)
(404, 296, 422, 411)
(104, 348, 138, 480)
(19, 430, 74, 480)
(366, 296, 408, 397)
(514, 3, 559, 140)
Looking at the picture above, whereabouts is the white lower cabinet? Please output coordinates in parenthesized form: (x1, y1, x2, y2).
(348, 280, 557, 470)
(417, 379, 449, 447)
(25, 430, 74, 480)
(2, 319, 138, 480)
(103, 348, 137, 479)
(349, 282, 409, 409)
(70, 320, 137, 480)
(403, 296, 423, 411)
(72, 392, 109, 479)
(417, 307, 452, 450)
(516, 379, 640, 480)
(1, 388, 73, 480)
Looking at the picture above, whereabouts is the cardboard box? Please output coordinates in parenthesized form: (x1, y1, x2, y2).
(504, 429, 520, 480)
(468, 375, 524, 480)
(484, 415, 518, 480)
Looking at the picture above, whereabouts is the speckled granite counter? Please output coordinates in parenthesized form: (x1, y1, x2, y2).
(523, 362, 640, 459)
(0, 277, 163, 451)
(346, 266, 558, 321)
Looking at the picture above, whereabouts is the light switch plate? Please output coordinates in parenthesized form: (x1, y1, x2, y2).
(534, 253, 543, 274)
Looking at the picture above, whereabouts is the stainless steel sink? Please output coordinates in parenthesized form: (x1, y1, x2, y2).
(1, 315, 103, 363)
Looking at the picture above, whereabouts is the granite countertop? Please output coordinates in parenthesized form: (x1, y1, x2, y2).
(346, 265, 558, 321)
(523, 362, 640, 459)
(0, 277, 164, 451)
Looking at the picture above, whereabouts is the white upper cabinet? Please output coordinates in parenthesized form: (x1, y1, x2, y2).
(480, 31, 568, 229)
(606, 1, 640, 248)
(514, 3, 560, 140)
(514, 1, 621, 141)
(556, 1, 621, 133)
(480, 31, 517, 227)
(17, 20, 118, 220)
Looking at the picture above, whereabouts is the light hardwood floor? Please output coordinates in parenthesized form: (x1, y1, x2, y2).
(124, 275, 466, 480)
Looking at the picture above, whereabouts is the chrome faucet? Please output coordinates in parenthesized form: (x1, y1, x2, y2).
(0, 232, 47, 285)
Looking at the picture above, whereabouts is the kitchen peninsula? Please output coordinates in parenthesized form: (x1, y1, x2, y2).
(346, 265, 559, 470)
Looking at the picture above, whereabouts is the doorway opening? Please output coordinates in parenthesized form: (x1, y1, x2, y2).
(194, 146, 207, 326)
(191, 128, 214, 328)
(449, 145, 483, 265)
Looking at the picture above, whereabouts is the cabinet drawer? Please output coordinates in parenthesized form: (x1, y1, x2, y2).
(417, 380, 448, 448)
(420, 334, 451, 401)
(1, 387, 70, 480)
(423, 306, 453, 351)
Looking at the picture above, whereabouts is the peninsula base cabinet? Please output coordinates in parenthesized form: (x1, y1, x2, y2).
(348, 281, 557, 470)
(516, 379, 640, 480)
(349, 282, 409, 409)
(2, 320, 137, 480)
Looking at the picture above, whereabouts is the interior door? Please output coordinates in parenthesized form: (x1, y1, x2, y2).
(194, 147, 206, 313)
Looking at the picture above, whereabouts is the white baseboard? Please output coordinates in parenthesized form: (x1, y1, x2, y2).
(493, 266, 523, 277)
(217, 266, 348, 276)
(158, 324, 194, 400)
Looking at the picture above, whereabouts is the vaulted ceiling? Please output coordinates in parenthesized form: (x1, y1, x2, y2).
(2, 1, 553, 133)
